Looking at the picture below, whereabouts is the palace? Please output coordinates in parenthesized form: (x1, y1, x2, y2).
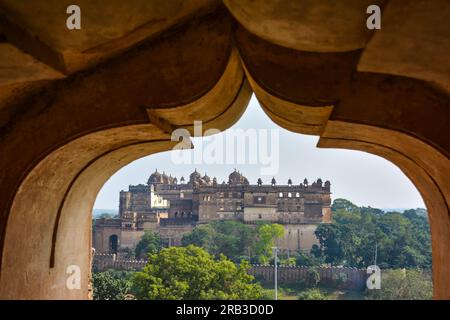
(93, 169, 332, 254)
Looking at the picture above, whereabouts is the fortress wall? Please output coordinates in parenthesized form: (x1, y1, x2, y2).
(158, 225, 194, 246)
(243, 207, 277, 222)
(92, 254, 367, 290)
(93, 226, 121, 253)
(120, 230, 144, 249)
(248, 265, 367, 291)
(277, 224, 319, 252)
(93, 253, 147, 272)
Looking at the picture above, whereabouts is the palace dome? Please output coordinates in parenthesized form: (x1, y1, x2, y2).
(188, 169, 203, 187)
(202, 173, 212, 185)
(189, 169, 202, 182)
(147, 169, 163, 185)
(228, 169, 249, 185)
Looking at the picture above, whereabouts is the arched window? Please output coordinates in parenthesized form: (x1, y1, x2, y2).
(279, 192, 283, 198)
(288, 192, 292, 198)
(109, 234, 118, 254)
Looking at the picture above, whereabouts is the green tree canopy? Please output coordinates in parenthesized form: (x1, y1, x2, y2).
(135, 230, 163, 259)
(254, 224, 284, 264)
(93, 270, 132, 300)
(182, 221, 284, 263)
(366, 269, 432, 300)
(312, 199, 431, 269)
(131, 245, 264, 300)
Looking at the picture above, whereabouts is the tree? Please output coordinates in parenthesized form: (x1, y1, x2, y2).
(366, 269, 432, 300)
(181, 224, 217, 253)
(254, 224, 284, 264)
(181, 221, 259, 262)
(122, 247, 135, 260)
(212, 221, 257, 260)
(295, 251, 323, 267)
(280, 257, 296, 266)
(313, 199, 431, 269)
(313, 223, 343, 265)
(131, 245, 264, 300)
(302, 268, 320, 288)
(331, 198, 359, 213)
(135, 231, 162, 259)
(93, 270, 132, 300)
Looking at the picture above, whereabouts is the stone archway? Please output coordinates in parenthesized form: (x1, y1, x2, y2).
(0, 1, 448, 299)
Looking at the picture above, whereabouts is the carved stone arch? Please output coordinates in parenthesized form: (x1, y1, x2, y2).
(232, 25, 449, 299)
(0, 0, 448, 300)
(0, 9, 251, 298)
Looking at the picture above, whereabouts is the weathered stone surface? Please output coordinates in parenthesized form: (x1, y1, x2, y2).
(0, 1, 448, 299)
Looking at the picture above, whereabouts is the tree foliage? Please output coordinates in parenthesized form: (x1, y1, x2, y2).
(313, 199, 431, 269)
(93, 270, 132, 300)
(254, 224, 284, 264)
(181, 221, 284, 264)
(303, 268, 320, 288)
(295, 251, 324, 267)
(366, 269, 432, 300)
(135, 230, 163, 259)
(298, 288, 328, 300)
(131, 245, 264, 300)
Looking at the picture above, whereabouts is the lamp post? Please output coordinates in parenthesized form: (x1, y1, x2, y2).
(272, 246, 278, 300)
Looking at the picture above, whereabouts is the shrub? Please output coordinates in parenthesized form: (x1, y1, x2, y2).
(298, 289, 328, 300)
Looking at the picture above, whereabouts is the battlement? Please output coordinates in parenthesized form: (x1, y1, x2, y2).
(92, 253, 367, 291)
(128, 184, 150, 193)
(192, 178, 330, 192)
(248, 265, 368, 290)
(94, 218, 121, 227)
(93, 252, 147, 271)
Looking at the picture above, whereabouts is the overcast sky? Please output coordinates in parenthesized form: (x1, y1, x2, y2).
(94, 95, 425, 210)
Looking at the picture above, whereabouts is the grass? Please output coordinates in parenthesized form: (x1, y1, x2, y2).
(261, 284, 365, 300)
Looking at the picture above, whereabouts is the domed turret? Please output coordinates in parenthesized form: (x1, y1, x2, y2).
(271, 177, 276, 186)
(228, 168, 240, 183)
(228, 169, 249, 186)
(188, 169, 203, 187)
(162, 171, 170, 184)
(190, 169, 201, 181)
(316, 178, 323, 187)
(288, 178, 292, 186)
(202, 173, 212, 185)
(147, 169, 163, 185)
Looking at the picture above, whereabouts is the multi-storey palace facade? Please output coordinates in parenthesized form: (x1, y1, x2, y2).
(93, 169, 332, 254)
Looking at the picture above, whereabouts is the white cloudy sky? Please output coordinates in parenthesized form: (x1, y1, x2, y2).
(94, 95, 425, 210)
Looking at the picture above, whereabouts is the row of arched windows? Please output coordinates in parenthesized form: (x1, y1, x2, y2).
(279, 192, 301, 198)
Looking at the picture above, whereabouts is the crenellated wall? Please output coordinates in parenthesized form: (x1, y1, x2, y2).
(93, 253, 147, 272)
(248, 265, 368, 291)
(93, 253, 368, 290)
